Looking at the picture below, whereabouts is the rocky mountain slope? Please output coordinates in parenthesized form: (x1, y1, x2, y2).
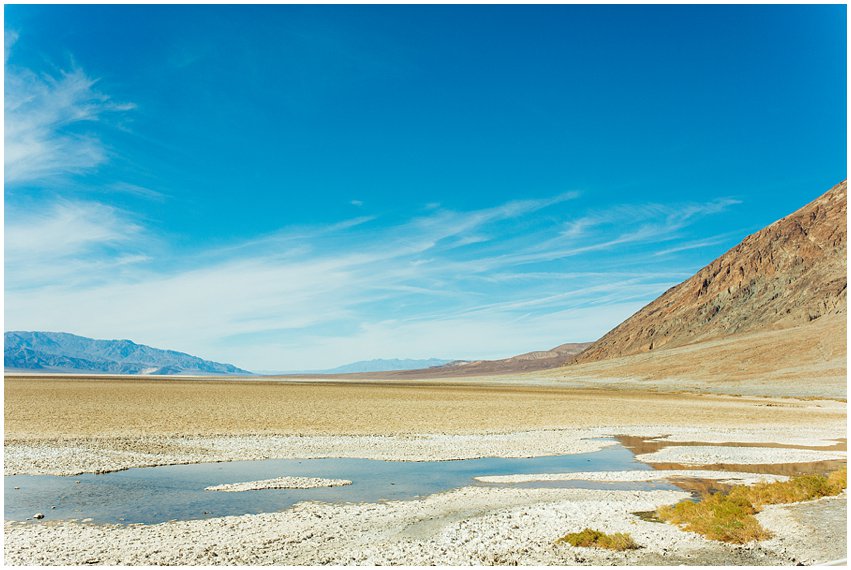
(575, 180, 847, 364)
(4, 331, 251, 375)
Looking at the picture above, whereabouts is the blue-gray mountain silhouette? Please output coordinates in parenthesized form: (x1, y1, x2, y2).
(4, 331, 251, 375)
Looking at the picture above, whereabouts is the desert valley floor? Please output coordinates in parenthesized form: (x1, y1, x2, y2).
(4, 367, 847, 566)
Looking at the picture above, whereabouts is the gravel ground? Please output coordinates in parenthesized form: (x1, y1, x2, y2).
(757, 494, 848, 565)
(4, 486, 846, 565)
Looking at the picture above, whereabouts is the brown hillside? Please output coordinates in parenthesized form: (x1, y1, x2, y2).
(552, 314, 846, 399)
(575, 180, 847, 364)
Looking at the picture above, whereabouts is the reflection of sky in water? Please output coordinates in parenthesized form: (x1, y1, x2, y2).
(6, 442, 673, 525)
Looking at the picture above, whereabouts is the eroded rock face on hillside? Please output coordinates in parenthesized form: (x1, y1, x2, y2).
(576, 180, 847, 363)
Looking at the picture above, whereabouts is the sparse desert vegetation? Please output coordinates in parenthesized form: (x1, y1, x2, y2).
(557, 528, 639, 551)
(731, 467, 846, 507)
(657, 489, 772, 544)
(657, 468, 848, 544)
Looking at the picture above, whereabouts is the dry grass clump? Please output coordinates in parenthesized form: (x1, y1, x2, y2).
(730, 467, 846, 507)
(556, 528, 639, 551)
(658, 468, 847, 544)
(657, 493, 771, 544)
(828, 467, 847, 488)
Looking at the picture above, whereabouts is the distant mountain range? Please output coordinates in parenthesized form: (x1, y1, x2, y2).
(4, 331, 252, 375)
(371, 342, 593, 379)
(272, 358, 456, 375)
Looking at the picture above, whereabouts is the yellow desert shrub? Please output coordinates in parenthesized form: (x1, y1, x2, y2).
(658, 467, 847, 544)
(828, 467, 848, 489)
(729, 467, 847, 507)
(557, 528, 639, 551)
(656, 492, 771, 544)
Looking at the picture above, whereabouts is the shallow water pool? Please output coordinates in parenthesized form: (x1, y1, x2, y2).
(5, 441, 677, 525)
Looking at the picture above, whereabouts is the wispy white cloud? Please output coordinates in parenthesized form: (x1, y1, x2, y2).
(2, 41, 739, 370)
(6, 200, 139, 261)
(108, 182, 168, 201)
(481, 271, 692, 283)
(240, 302, 650, 369)
(0, 30, 752, 371)
(652, 230, 744, 257)
(4, 45, 134, 185)
(453, 198, 739, 273)
(5, 29, 19, 63)
(450, 280, 670, 317)
(5, 200, 147, 289)
(5, 189, 741, 369)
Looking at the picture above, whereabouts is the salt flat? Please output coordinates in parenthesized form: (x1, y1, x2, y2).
(4, 373, 846, 565)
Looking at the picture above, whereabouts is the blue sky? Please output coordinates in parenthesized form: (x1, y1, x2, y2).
(4, 5, 846, 371)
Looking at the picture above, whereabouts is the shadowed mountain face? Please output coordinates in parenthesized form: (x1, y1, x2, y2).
(575, 180, 847, 364)
(4, 331, 252, 375)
